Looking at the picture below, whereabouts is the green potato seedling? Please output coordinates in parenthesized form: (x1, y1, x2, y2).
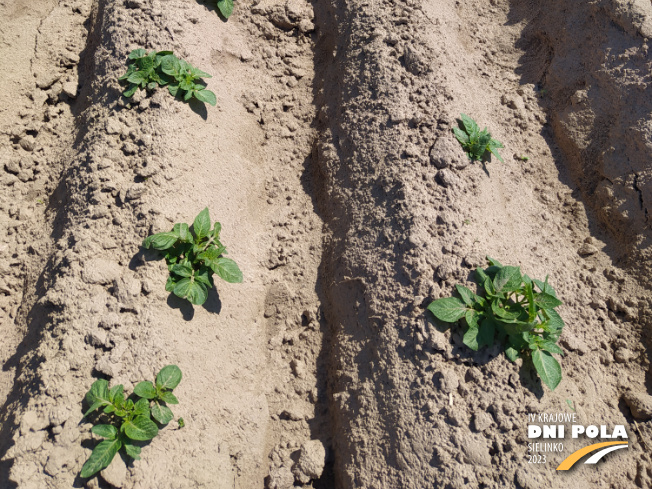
(453, 113, 504, 163)
(427, 257, 565, 390)
(81, 365, 182, 478)
(143, 208, 243, 306)
(119, 49, 217, 106)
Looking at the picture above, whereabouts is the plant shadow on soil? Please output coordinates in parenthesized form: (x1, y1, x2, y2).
(166, 287, 222, 320)
(130, 250, 222, 320)
(0, 175, 77, 488)
(423, 307, 545, 399)
(186, 96, 208, 121)
(297, 147, 337, 486)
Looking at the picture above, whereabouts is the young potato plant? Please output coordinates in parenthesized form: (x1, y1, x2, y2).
(119, 49, 216, 106)
(118, 49, 171, 97)
(453, 113, 504, 163)
(81, 365, 182, 478)
(142, 208, 243, 306)
(160, 55, 217, 105)
(427, 257, 565, 390)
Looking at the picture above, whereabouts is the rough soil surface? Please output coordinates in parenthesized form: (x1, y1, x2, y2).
(0, 0, 651, 488)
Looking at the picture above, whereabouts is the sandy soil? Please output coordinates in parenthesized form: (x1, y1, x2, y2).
(0, 0, 651, 488)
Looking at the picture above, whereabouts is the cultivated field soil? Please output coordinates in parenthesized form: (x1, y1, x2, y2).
(1, 0, 652, 488)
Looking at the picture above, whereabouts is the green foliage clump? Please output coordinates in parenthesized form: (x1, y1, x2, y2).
(143, 208, 243, 306)
(119, 49, 216, 106)
(217, 0, 234, 18)
(427, 257, 565, 390)
(453, 113, 504, 163)
(81, 365, 182, 478)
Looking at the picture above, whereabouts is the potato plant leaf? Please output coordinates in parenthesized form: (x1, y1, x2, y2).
(455, 284, 476, 307)
(133, 398, 151, 418)
(193, 208, 211, 239)
(157, 365, 183, 390)
(532, 349, 562, 390)
(91, 424, 117, 439)
(159, 391, 179, 405)
(129, 48, 147, 59)
(194, 89, 217, 106)
(80, 439, 122, 478)
(465, 309, 481, 329)
(165, 275, 177, 292)
(84, 379, 112, 416)
(463, 325, 480, 351)
(488, 139, 505, 163)
(124, 417, 159, 441)
(213, 257, 243, 283)
(134, 381, 157, 399)
(217, 0, 234, 18)
(534, 292, 563, 310)
(143, 232, 179, 250)
(173, 223, 191, 241)
(533, 277, 557, 297)
(151, 402, 174, 425)
(543, 308, 564, 333)
(427, 297, 468, 322)
(124, 442, 141, 460)
(452, 127, 469, 144)
(540, 341, 564, 355)
(493, 266, 522, 293)
(477, 316, 496, 349)
(171, 263, 193, 278)
(173, 278, 208, 305)
(460, 113, 480, 134)
(505, 345, 520, 362)
(486, 256, 503, 267)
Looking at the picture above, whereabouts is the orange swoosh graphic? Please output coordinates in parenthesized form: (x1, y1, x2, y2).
(556, 441, 628, 470)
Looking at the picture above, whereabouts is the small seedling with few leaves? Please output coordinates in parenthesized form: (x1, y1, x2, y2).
(81, 365, 182, 478)
(119, 49, 170, 97)
(160, 55, 217, 105)
(119, 49, 216, 106)
(142, 208, 243, 305)
(427, 257, 565, 390)
(453, 114, 504, 163)
(217, 0, 234, 18)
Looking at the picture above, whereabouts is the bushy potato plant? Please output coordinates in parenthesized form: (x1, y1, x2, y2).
(143, 208, 242, 305)
(81, 365, 182, 478)
(119, 49, 216, 105)
(428, 257, 564, 390)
